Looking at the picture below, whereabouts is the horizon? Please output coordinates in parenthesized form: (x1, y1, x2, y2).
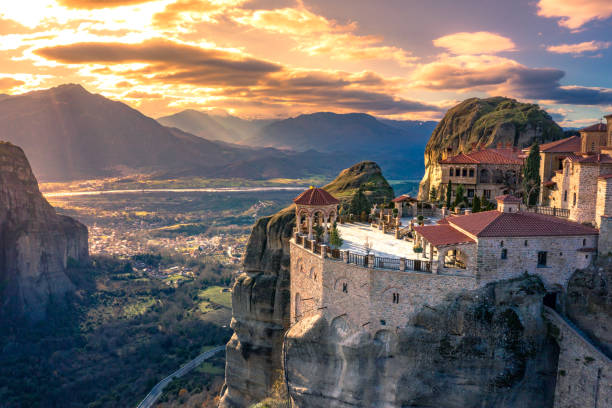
(0, 1, 611, 125)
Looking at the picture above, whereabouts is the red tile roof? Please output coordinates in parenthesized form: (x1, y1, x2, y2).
(598, 174, 612, 180)
(581, 123, 607, 132)
(392, 194, 417, 203)
(448, 210, 598, 238)
(413, 224, 475, 246)
(496, 194, 522, 203)
(293, 187, 339, 206)
(440, 149, 522, 165)
(538, 136, 581, 153)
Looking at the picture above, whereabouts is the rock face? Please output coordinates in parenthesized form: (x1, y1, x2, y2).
(284, 276, 559, 408)
(219, 161, 393, 408)
(0, 142, 88, 322)
(418, 97, 563, 200)
(564, 257, 612, 357)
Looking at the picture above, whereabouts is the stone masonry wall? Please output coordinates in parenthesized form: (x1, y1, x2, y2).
(477, 236, 596, 290)
(599, 216, 612, 256)
(570, 164, 599, 224)
(596, 177, 612, 228)
(290, 241, 477, 333)
(545, 307, 612, 408)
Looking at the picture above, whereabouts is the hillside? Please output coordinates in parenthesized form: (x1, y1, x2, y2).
(249, 112, 436, 153)
(157, 110, 273, 144)
(418, 97, 564, 200)
(219, 161, 393, 408)
(0, 85, 352, 181)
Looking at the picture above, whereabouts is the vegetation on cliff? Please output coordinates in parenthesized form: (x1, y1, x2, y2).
(418, 97, 563, 199)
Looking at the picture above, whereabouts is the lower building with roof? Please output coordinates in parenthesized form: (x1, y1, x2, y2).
(413, 195, 598, 291)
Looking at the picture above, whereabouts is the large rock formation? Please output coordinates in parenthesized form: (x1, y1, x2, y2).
(284, 276, 559, 408)
(219, 161, 393, 408)
(0, 142, 88, 322)
(418, 97, 563, 200)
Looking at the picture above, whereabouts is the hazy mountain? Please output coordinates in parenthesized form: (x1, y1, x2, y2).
(157, 109, 273, 144)
(249, 112, 437, 153)
(0, 85, 366, 181)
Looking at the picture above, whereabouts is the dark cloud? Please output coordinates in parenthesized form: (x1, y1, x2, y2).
(34, 39, 281, 86)
(57, 0, 153, 9)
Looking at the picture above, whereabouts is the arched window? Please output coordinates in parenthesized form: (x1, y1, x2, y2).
(501, 249, 507, 259)
(582, 239, 586, 246)
(392, 292, 400, 304)
(462, 168, 467, 177)
(449, 168, 454, 177)
(573, 192, 577, 206)
(469, 168, 474, 177)
(524, 240, 528, 246)
(342, 282, 348, 293)
(564, 191, 568, 201)
(500, 240, 504, 247)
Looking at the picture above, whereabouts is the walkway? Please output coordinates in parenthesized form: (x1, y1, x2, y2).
(136, 345, 225, 408)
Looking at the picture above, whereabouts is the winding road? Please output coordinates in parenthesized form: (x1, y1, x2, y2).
(136, 345, 226, 408)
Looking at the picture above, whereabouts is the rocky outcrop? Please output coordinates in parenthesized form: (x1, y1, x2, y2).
(418, 97, 563, 200)
(219, 161, 393, 408)
(564, 257, 612, 357)
(0, 142, 88, 322)
(284, 276, 559, 408)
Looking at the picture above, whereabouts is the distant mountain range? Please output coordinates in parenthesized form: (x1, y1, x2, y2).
(0, 84, 438, 181)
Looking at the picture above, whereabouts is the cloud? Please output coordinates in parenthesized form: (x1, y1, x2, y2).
(123, 90, 163, 98)
(536, 0, 612, 30)
(412, 54, 612, 105)
(34, 39, 281, 86)
(0, 77, 25, 91)
(56, 0, 154, 9)
(152, 0, 247, 30)
(433, 31, 516, 55)
(546, 40, 611, 55)
(231, 5, 416, 65)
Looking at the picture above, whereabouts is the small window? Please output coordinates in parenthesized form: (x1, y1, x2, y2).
(380, 319, 386, 326)
(560, 252, 563, 256)
(583, 239, 586, 246)
(450, 168, 454, 177)
(524, 240, 528, 246)
(484, 190, 491, 199)
(573, 193, 577, 206)
(564, 191, 568, 201)
(462, 168, 467, 177)
(538, 251, 547, 267)
(501, 249, 507, 259)
(342, 282, 348, 293)
(469, 169, 474, 177)
(392, 292, 400, 304)
(500, 240, 504, 247)
(467, 189, 475, 198)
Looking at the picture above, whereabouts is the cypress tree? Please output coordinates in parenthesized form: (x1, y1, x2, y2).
(445, 180, 452, 208)
(523, 142, 541, 206)
(472, 195, 481, 213)
(454, 184, 465, 208)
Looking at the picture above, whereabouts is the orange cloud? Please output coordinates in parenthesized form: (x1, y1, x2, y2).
(56, 0, 154, 9)
(153, 0, 246, 30)
(546, 40, 611, 55)
(537, 0, 612, 30)
(124, 90, 163, 98)
(433, 31, 516, 55)
(0, 77, 25, 92)
(34, 39, 281, 86)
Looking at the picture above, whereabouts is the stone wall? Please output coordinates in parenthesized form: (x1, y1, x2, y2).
(596, 177, 612, 228)
(570, 164, 600, 224)
(545, 307, 612, 408)
(476, 236, 596, 290)
(290, 241, 478, 333)
(599, 217, 612, 256)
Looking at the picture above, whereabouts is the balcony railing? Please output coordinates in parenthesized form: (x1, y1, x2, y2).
(525, 205, 569, 218)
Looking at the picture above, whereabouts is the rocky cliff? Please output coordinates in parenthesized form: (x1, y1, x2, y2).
(0, 142, 88, 322)
(418, 97, 563, 200)
(284, 276, 559, 408)
(219, 161, 393, 408)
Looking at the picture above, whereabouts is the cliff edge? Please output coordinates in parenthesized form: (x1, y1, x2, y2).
(418, 97, 563, 200)
(0, 142, 88, 322)
(218, 161, 393, 408)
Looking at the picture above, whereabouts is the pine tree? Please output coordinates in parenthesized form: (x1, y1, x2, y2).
(523, 142, 541, 206)
(329, 222, 343, 249)
(472, 195, 481, 213)
(445, 180, 452, 208)
(454, 184, 465, 208)
(429, 187, 437, 202)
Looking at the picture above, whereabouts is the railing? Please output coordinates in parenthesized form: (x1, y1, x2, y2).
(348, 252, 368, 267)
(329, 248, 341, 259)
(406, 258, 431, 273)
(313, 243, 321, 255)
(525, 205, 569, 218)
(295, 235, 303, 245)
(374, 257, 400, 270)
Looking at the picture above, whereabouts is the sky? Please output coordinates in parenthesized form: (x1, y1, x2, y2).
(1, 0, 612, 125)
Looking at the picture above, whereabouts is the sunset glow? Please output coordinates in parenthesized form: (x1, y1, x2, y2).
(1, 0, 611, 124)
